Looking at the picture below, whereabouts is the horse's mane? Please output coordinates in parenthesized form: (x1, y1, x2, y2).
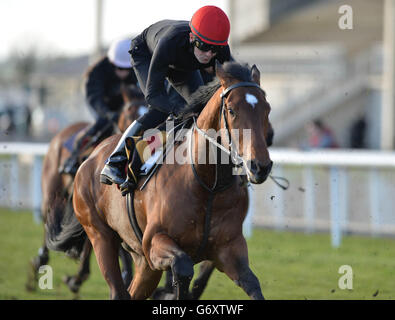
(184, 78, 221, 114)
(122, 84, 145, 102)
(182, 62, 253, 115)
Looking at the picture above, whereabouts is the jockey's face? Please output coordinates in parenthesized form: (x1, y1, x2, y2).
(190, 33, 217, 64)
(114, 67, 131, 80)
(193, 46, 217, 64)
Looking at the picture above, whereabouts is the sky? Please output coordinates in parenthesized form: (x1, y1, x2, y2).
(0, 0, 227, 60)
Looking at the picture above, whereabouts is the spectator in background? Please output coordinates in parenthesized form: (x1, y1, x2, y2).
(349, 116, 366, 148)
(304, 119, 339, 149)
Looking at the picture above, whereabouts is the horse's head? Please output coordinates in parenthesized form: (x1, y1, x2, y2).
(216, 61, 273, 184)
(118, 84, 148, 133)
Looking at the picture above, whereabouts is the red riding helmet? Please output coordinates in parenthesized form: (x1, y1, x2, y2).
(190, 6, 230, 46)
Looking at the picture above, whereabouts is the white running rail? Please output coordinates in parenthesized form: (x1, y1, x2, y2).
(2, 143, 395, 247)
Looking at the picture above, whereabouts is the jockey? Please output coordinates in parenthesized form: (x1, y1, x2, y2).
(100, 5, 232, 187)
(59, 38, 139, 175)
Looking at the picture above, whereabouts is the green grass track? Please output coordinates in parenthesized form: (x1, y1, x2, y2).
(1, 208, 395, 300)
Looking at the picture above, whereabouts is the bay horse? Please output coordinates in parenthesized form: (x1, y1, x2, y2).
(73, 61, 273, 300)
(26, 84, 146, 294)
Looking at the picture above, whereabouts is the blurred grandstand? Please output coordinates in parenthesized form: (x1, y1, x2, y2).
(230, 0, 384, 149)
(0, 0, 387, 149)
(0, 53, 94, 141)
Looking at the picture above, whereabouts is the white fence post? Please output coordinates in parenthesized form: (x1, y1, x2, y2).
(330, 166, 342, 248)
(273, 165, 285, 230)
(339, 167, 348, 232)
(32, 155, 43, 223)
(10, 154, 19, 209)
(243, 186, 254, 238)
(369, 168, 381, 236)
(303, 166, 315, 233)
(0, 142, 48, 218)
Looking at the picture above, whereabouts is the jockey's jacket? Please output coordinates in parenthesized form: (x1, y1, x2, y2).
(85, 57, 138, 118)
(130, 20, 232, 114)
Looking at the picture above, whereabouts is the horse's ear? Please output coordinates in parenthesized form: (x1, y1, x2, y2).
(216, 60, 230, 87)
(251, 64, 261, 86)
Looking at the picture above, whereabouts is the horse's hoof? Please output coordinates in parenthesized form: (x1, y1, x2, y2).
(72, 293, 81, 300)
(63, 275, 80, 294)
(25, 259, 38, 292)
(163, 293, 177, 300)
(151, 287, 176, 300)
(25, 276, 36, 292)
(25, 283, 35, 292)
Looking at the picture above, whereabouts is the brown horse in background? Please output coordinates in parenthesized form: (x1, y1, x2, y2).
(26, 84, 146, 294)
(72, 61, 273, 300)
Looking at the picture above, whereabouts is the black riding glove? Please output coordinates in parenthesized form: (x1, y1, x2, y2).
(170, 104, 186, 118)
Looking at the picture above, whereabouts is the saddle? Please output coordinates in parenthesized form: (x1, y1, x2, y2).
(61, 122, 114, 176)
(122, 116, 195, 195)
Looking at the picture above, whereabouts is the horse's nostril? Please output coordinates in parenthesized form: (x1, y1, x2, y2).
(249, 160, 272, 175)
(249, 160, 258, 173)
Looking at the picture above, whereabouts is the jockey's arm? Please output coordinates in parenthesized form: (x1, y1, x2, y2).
(145, 40, 180, 115)
(85, 64, 111, 119)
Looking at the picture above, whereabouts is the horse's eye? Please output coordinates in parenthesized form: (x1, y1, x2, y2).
(228, 108, 236, 118)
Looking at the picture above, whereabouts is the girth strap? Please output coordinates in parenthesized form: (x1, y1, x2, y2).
(126, 191, 143, 244)
(194, 192, 215, 260)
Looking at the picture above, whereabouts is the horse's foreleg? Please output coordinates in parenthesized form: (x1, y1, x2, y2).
(190, 260, 215, 300)
(63, 238, 92, 294)
(128, 252, 162, 300)
(216, 236, 264, 300)
(151, 270, 176, 300)
(146, 233, 194, 300)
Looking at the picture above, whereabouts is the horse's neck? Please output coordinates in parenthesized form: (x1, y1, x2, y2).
(191, 90, 234, 191)
(196, 90, 221, 132)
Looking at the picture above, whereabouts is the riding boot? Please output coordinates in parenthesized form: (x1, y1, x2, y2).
(59, 151, 80, 175)
(59, 129, 92, 176)
(100, 120, 144, 185)
(59, 134, 90, 175)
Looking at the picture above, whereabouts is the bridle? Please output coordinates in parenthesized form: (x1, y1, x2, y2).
(191, 81, 289, 191)
(191, 81, 265, 185)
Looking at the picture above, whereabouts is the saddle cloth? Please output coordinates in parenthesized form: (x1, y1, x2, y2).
(124, 117, 194, 186)
(124, 130, 167, 184)
(63, 131, 81, 153)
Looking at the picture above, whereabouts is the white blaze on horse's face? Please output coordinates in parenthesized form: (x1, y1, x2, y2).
(245, 93, 258, 108)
